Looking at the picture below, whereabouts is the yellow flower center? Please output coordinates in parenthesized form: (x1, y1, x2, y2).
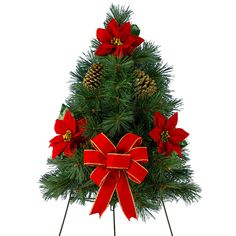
(161, 131, 170, 143)
(63, 130, 72, 142)
(111, 37, 123, 46)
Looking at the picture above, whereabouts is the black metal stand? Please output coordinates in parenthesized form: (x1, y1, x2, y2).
(161, 199, 174, 236)
(58, 191, 72, 236)
(111, 205, 116, 236)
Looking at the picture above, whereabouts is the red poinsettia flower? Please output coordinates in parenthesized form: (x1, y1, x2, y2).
(95, 18, 144, 58)
(149, 112, 189, 157)
(49, 110, 86, 159)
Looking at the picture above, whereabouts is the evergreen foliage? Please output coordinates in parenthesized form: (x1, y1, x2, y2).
(39, 5, 200, 221)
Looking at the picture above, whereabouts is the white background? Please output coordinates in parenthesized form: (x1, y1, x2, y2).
(0, 0, 235, 235)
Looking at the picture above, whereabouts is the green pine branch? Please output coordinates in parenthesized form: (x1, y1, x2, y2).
(105, 4, 133, 26)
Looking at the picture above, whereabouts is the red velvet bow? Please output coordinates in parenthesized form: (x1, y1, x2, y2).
(84, 133, 148, 220)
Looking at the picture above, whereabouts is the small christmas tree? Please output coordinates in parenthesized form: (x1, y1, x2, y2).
(40, 4, 200, 234)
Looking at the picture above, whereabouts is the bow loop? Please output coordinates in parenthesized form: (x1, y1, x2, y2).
(84, 150, 106, 166)
(129, 147, 148, 163)
(91, 133, 116, 155)
(116, 133, 142, 153)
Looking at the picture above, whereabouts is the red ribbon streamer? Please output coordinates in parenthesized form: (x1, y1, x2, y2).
(84, 133, 148, 220)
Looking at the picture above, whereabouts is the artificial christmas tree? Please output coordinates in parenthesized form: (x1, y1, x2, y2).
(40, 4, 200, 235)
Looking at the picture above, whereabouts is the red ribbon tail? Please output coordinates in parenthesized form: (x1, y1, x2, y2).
(90, 171, 118, 217)
(116, 171, 137, 220)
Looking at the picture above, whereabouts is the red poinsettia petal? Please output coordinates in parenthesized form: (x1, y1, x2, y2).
(154, 112, 166, 129)
(118, 21, 131, 41)
(51, 142, 68, 159)
(107, 18, 119, 37)
(54, 119, 69, 135)
(96, 43, 114, 56)
(96, 28, 112, 43)
(63, 110, 76, 134)
(165, 112, 178, 131)
(164, 142, 173, 156)
(149, 127, 161, 143)
(77, 118, 87, 126)
(133, 36, 144, 48)
(166, 142, 182, 157)
(169, 128, 189, 144)
(73, 131, 83, 139)
(122, 46, 132, 56)
(123, 36, 136, 49)
(121, 35, 143, 56)
(49, 135, 63, 145)
(113, 45, 124, 58)
(64, 142, 76, 157)
(122, 37, 136, 55)
(126, 35, 144, 48)
(77, 118, 87, 133)
(158, 140, 164, 154)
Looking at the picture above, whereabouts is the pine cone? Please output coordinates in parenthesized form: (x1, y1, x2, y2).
(134, 69, 157, 98)
(83, 63, 103, 89)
